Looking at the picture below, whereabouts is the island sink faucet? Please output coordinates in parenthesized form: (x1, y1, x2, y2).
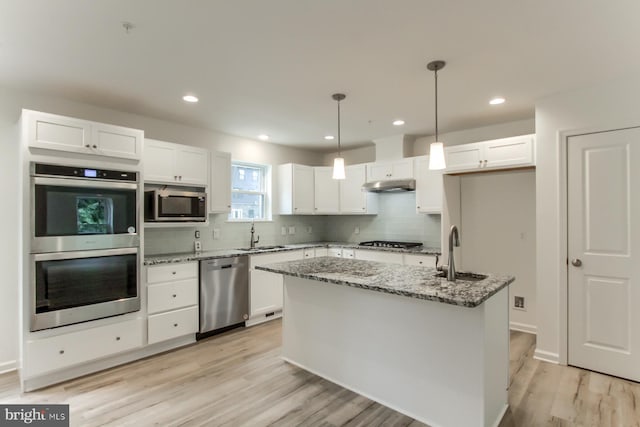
(437, 225, 460, 281)
(250, 222, 260, 249)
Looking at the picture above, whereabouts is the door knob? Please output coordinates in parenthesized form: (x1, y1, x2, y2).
(571, 258, 582, 267)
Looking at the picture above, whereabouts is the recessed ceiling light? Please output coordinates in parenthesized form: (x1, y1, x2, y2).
(324, 135, 335, 140)
(393, 120, 405, 126)
(258, 134, 269, 141)
(182, 95, 199, 103)
(489, 97, 505, 105)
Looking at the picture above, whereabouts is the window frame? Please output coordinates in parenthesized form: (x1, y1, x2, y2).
(228, 161, 272, 222)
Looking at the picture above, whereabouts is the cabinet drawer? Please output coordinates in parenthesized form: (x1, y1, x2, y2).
(303, 248, 315, 259)
(355, 250, 403, 264)
(314, 247, 329, 257)
(342, 249, 355, 259)
(148, 306, 198, 345)
(328, 248, 342, 257)
(25, 318, 143, 377)
(148, 278, 198, 314)
(404, 254, 436, 267)
(147, 261, 198, 284)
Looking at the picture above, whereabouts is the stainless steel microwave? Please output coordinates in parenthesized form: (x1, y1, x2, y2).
(144, 189, 207, 222)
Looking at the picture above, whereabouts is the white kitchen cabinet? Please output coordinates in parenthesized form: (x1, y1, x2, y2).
(314, 167, 340, 214)
(340, 164, 378, 214)
(342, 248, 355, 259)
(144, 138, 209, 186)
(303, 248, 315, 259)
(146, 261, 199, 344)
(366, 159, 414, 181)
(403, 253, 437, 267)
(355, 249, 403, 264)
(25, 109, 143, 160)
(210, 151, 232, 213)
(24, 318, 143, 377)
(248, 250, 304, 325)
(278, 164, 315, 214)
(328, 247, 343, 257)
(414, 156, 443, 214)
(314, 247, 329, 257)
(444, 134, 535, 174)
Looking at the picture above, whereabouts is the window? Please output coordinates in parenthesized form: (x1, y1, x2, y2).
(229, 162, 271, 221)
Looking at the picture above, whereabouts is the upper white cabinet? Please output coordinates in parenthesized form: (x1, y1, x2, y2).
(314, 167, 340, 214)
(25, 109, 143, 160)
(210, 151, 231, 213)
(366, 159, 414, 181)
(444, 134, 535, 174)
(144, 138, 209, 186)
(340, 164, 378, 214)
(278, 163, 315, 214)
(414, 156, 443, 214)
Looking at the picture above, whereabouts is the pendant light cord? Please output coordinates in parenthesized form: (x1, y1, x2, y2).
(337, 99, 342, 157)
(434, 68, 438, 142)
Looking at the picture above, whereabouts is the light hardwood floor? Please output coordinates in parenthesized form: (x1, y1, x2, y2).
(1, 321, 639, 426)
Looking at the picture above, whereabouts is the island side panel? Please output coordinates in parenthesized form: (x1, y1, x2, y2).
(483, 287, 509, 426)
(282, 275, 501, 427)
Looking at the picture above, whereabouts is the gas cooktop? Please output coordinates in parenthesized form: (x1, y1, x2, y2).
(358, 240, 423, 249)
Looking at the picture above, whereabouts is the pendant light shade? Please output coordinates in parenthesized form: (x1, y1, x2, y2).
(331, 93, 347, 180)
(427, 60, 446, 170)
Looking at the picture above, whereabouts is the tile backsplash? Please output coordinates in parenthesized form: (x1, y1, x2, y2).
(144, 192, 441, 254)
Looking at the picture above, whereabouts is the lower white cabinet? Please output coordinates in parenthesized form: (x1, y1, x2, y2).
(248, 250, 303, 325)
(403, 254, 437, 267)
(146, 261, 199, 344)
(328, 247, 343, 257)
(24, 318, 143, 377)
(314, 247, 329, 257)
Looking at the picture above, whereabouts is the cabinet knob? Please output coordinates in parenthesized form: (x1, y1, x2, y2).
(92, 144, 97, 149)
(179, 176, 182, 180)
(478, 160, 482, 165)
(173, 323, 178, 327)
(172, 294, 177, 298)
(417, 206, 420, 209)
(227, 205, 231, 208)
(116, 336, 121, 341)
(172, 271, 176, 275)
(483, 160, 488, 165)
(85, 144, 90, 148)
(419, 261, 423, 265)
(59, 350, 64, 355)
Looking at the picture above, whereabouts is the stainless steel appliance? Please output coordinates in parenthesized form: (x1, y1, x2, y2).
(144, 189, 207, 222)
(31, 163, 139, 253)
(199, 256, 248, 335)
(31, 247, 140, 331)
(358, 240, 423, 249)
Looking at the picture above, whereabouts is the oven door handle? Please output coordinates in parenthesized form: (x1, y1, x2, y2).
(33, 177, 138, 191)
(32, 247, 138, 262)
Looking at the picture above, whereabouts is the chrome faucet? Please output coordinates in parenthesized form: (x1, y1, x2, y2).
(250, 222, 260, 249)
(437, 225, 460, 281)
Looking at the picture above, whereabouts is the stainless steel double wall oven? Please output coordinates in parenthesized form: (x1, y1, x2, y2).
(30, 163, 141, 331)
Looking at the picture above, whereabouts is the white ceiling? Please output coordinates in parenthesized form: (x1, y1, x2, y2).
(1, 1, 639, 151)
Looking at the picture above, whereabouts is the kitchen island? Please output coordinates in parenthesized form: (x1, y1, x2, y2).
(257, 257, 515, 427)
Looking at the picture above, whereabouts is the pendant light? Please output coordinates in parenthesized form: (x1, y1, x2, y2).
(331, 93, 346, 180)
(427, 60, 446, 170)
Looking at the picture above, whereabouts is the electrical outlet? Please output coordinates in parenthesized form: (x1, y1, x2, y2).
(514, 296, 525, 310)
(194, 240, 202, 252)
(213, 228, 220, 239)
(281, 226, 287, 236)
(288, 226, 296, 235)
(354, 226, 360, 235)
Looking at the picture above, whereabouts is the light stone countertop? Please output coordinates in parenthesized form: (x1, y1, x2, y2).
(256, 256, 514, 308)
(143, 242, 441, 265)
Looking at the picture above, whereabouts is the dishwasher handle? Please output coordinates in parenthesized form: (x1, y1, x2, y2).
(202, 257, 246, 272)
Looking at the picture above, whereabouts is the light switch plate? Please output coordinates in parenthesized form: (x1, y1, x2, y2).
(288, 226, 296, 235)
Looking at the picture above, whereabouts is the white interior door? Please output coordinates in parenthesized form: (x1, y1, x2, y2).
(568, 127, 640, 381)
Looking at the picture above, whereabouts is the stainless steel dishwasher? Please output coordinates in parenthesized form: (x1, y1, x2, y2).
(199, 256, 249, 335)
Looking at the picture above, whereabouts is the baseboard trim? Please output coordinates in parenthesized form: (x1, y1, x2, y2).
(534, 348, 560, 364)
(0, 360, 17, 375)
(509, 321, 537, 335)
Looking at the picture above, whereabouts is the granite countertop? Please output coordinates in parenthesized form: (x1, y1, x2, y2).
(144, 242, 441, 265)
(256, 257, 514, 308)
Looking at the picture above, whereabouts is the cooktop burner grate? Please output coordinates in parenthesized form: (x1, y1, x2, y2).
(358, 240, 423, 249)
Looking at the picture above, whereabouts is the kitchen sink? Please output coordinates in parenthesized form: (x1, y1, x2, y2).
(237, 245, 285, 251)
(433, 272, 488, 282)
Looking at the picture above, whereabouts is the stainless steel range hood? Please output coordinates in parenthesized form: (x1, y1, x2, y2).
(362, 179, 416, 192)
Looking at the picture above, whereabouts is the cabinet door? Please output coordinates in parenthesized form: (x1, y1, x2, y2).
(176, 146, 209, 186)
(210, 151, 231, 213)
(144, 139, 177, 183)
(148, 306, 198, 345)
(92, 123, 143, 160)
(250, 270, 284, 316)
(314, 167, 340, 214)
(340, 164, 367, 213)
(415, 156, 443, 213)
(292, 164, 315, 214)
(483, 135, 535, 169)
(390, 159, 414, 179)
(444, 143, 484, 172)
(367, 163, 392, 181)
(27, 111, 91, 154)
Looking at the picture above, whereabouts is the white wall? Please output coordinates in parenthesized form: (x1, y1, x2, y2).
(535, 75, 640, 363)
(460, 170, 537, 333)
(322, 145, 375, 166)
(0, 85, 327, 370)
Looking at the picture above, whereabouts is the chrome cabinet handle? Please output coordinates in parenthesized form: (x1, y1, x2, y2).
(571, 258, 582, 267)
